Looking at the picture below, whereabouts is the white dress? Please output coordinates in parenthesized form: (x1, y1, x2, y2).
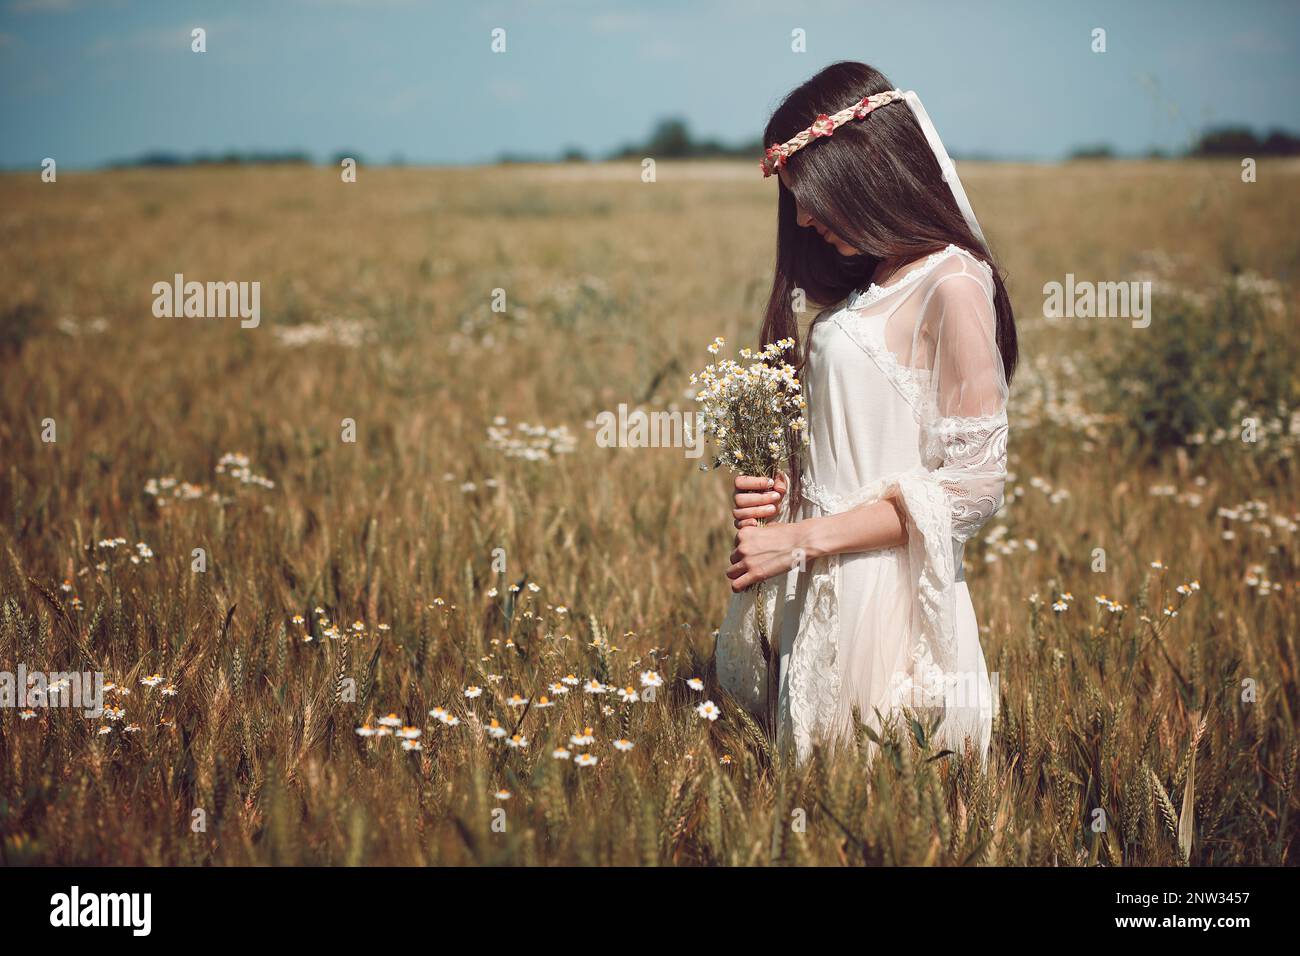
(716, 244, 1008, 764)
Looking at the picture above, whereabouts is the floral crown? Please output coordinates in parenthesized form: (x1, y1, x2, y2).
(759, 88, 905, 178)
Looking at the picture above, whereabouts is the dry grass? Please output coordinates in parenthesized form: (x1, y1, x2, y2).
(0, 159, 1295, 865)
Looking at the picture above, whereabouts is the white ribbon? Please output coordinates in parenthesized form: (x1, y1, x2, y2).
(902, 90, 986, 245)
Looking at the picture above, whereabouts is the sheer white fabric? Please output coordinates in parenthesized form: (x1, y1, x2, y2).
(716, 244, 1007, 763)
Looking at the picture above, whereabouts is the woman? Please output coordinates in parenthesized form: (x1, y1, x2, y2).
(716, 62, 1016, 764)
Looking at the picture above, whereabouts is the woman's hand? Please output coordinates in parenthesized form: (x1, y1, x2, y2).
(732, 473, 787, 528)
(727, 520, 816, 593)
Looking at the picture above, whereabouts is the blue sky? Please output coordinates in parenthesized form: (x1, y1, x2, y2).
(2, 0, 1298, 168)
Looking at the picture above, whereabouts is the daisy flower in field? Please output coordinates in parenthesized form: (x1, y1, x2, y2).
(104, 705, 126, 721)
(570, 727, 595, 747)
(97, 726, 112, 735)
(552, 747, 572, 760)
(356, 723, 378, 737)
(486, 719, 508, 739)
(486, 587, 498, 598)
(494, 789, 511, 800)
(534, 695, 555, 709)
(575, 753, 598, 767)
(442, 716, 462, 727)
(140, 674, 164, 688)
(464, 686, 483, 699)
(639, 670, 664, 689)
(696, 700, 721, 721)
(397, 726, 422, 740)
(18, 708, 36, 720)
(1163, 606, 1178, 618)
(378, 713, 403, 728)
(583, 679, 607, 695)
(612, 738, 635, 752)
(401, 739, 423, 751)
(506, 734, 529, 749)
(429, 706, 449, 722)
(686, 677, 704, 692)
(124, 724, 142, 734)
(617, 686, 639, 703)
(527, 582, 540, 593)
(1095, 595, 1124, 613)
(561, 674, 580, 686)
(547, 682, 569, 695)
(720, 754, 733, 765)
(1150, 560, 1166, 571)
(162, 684, 178, 697)
(1051, 600, 1069, 613)
(506, 694, 529, 708)
(555, 606, 568, 615)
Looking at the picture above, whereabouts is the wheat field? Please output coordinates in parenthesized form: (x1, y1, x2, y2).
(0, 159, 1295, 865)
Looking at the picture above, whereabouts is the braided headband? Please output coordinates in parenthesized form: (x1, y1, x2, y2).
(760, 88, 986, 244)
(760, 89, 904, 177)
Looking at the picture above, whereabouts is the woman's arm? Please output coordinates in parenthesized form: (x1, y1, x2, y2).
(801, 497, 909, 557)
(726, 496, 908, 593)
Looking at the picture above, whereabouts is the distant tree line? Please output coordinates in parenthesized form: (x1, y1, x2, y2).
(85, 121, 1300, 169)
(107, 149, 316, 168)
(1068, 126, 1300, 160)
(1187, 126, 1300, 157)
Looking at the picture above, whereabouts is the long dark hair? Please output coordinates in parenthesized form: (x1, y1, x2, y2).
(760, 61, 1017, 504)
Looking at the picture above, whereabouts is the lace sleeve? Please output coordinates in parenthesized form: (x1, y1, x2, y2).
(922, 270, 1009, 540)
(882, 264, 1008, 682)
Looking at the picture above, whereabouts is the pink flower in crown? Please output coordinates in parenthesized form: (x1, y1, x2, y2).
(808, 114, 835, 138)
(763, 144, 788, 176)
(853, 96, 877, 120)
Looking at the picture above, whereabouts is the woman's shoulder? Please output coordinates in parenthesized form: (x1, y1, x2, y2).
(918, 244, 993, 284)
(915, 245, 995, 310)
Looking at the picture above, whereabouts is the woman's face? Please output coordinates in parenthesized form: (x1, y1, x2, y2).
(778, 169, 860, 257)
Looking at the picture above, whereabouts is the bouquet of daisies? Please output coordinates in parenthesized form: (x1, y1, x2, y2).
(691, 336, 808, 478)
(691, 336, 808, 739)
